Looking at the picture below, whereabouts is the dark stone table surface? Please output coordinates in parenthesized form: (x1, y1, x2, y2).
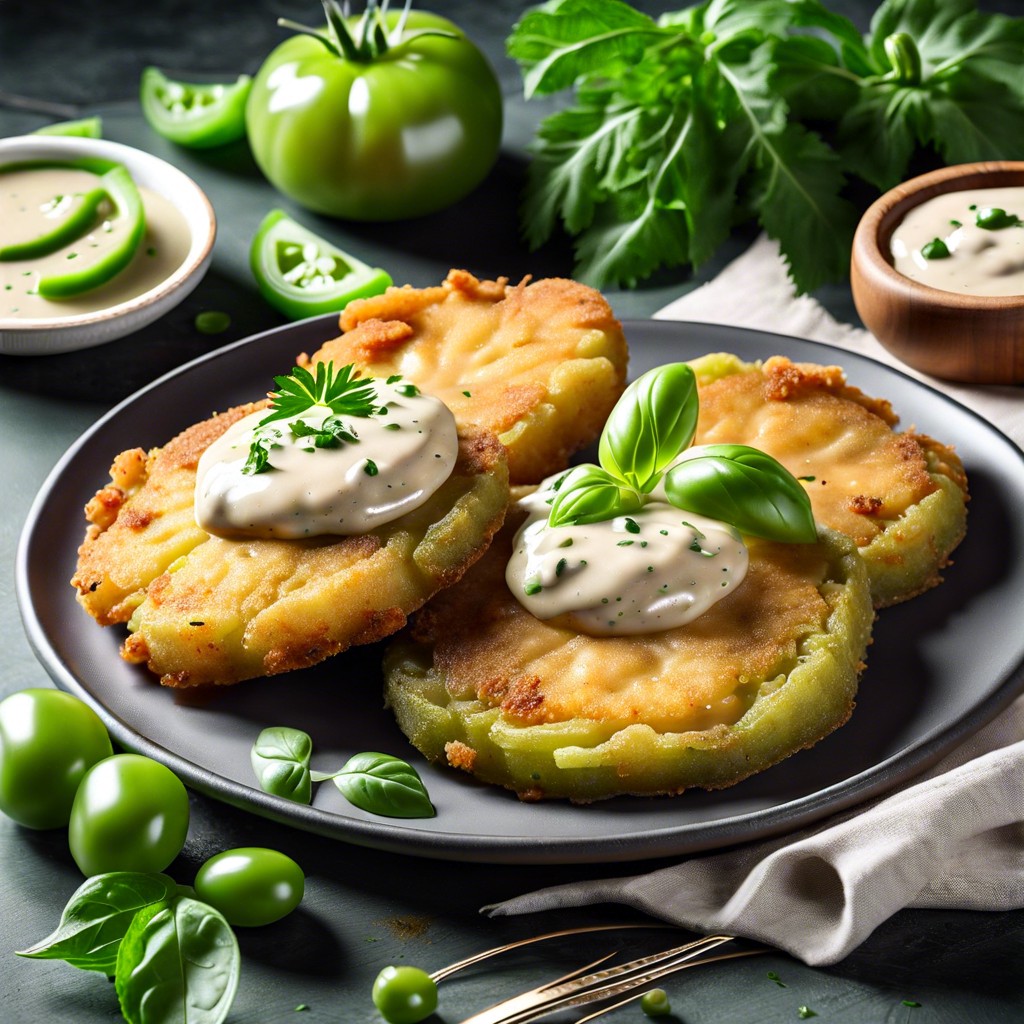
(1, 2, 1021, 1021)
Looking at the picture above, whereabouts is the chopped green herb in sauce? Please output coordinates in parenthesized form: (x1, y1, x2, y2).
(921, 237, 951, 259)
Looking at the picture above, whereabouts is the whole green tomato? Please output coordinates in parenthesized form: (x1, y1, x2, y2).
(68, 753, 189, 877)
(0, 688, 112, 829)
(246, 6, 502, 220)
(194, 847, 304, 927)
(372, 965, 438, 1024)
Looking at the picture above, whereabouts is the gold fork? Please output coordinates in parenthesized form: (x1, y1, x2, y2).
(443, 929, 765, 1024)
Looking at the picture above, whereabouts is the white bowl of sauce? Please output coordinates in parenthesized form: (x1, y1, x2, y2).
(0, 135, 215, 355)
(851, 161, 1024, 385)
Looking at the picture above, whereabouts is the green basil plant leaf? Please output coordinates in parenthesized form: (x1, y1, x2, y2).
(598, 362, 698, 492)
(664, 444, 817, 543)
(250, 726, 312, 803)
(548, 464, 644, 527)
(115, 896, 240, 1024)
(321, 752, 435, 819)
(16, 871, 178, 974)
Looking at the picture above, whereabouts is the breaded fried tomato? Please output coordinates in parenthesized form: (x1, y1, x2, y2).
(383, 509, 873, 802)
(691, 354, 969, 607)
(305, 269, 629, 485)
(72, 408, 508, 688)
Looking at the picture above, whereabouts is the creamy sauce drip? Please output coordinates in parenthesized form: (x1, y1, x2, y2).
(506, 477, 748, 636)
(0, 166, 191, 319)
(194, 378, 458, 539)
(890, 185, 1024, 296)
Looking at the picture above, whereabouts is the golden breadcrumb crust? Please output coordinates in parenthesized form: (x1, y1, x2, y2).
(303, 269, 629, 485)
(691, 353, 969, 606)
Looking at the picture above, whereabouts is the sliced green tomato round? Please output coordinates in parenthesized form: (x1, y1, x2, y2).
(140, 67, 251, 148)
(250, 208, 392, 320)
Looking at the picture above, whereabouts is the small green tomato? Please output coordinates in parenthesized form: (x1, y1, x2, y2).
(372, 965, 438, 1024)
(68, 753, 189, 876)
(0, 688, 112, 829)
(194, 846, 304, 927)
(641, 988, 671, 1017)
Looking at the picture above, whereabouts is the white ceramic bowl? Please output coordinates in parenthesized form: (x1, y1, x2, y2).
(0, 136, 216, 356)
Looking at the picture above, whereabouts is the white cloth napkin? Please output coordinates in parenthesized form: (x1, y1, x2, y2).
(486, 235, 1024, 966)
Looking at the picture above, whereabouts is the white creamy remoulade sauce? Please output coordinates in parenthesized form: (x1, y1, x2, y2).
(0, 166, 190, 318)
(890, 185, 1024, 296)
(506, 476, 748, 636)
(194, 377, 458, 539)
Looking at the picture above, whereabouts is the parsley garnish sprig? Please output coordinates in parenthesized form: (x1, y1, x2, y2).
(261, 361, 379, 425)
(244, 362, 381, 475)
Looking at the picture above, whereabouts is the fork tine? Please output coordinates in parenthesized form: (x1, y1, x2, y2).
(430, 923, 675, 983)
(457, 935, 763, 1024)
(572, 990, 645, 1024)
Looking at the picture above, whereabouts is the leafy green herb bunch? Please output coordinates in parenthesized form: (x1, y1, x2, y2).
(507, 0, 1024, 293)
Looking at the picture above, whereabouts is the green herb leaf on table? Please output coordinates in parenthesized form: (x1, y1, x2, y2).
(115, 897, 240, 1024)
(16, 872, 178, 975)
(313, 752, 435, 819)
(250, 726, 313, 803)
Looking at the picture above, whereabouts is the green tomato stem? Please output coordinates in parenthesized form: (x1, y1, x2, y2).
(276, 18, 347, 60)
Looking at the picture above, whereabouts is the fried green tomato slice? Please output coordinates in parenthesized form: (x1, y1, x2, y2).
(72, 409, 508, 688)
(383, 511, 873, 802)
(304, 269, 629, 486)
(690, 354, 969, 607)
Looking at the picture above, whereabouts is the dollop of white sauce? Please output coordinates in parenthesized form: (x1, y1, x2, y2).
(506, 476, 748, 636)
(194, 378, 458, 539)
(890, 186, 1024, 296)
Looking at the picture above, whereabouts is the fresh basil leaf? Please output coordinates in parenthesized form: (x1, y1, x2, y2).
(664, 444, 817, 543)
(325, 752, 434, 819)
(250, 726, 313, 803)
(547, 464, 644, 527)
(115, 897, 240, 1024)
(598, 364, 698, 493)
(16, 872, 177, 974)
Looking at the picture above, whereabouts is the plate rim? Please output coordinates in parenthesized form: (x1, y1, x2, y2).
(16, 316, 1024, 864)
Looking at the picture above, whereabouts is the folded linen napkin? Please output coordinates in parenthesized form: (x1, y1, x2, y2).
(486, 235, 1024, 966)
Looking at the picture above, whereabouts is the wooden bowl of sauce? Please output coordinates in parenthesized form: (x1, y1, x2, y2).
(851, 161, 1024, 385)
(0, 135, 215, 356)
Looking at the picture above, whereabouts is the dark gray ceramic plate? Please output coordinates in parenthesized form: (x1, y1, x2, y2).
(17, 317, 1024, 864)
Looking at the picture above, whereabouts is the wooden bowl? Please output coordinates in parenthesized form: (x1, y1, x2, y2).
(851, 161, 1024, 385)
